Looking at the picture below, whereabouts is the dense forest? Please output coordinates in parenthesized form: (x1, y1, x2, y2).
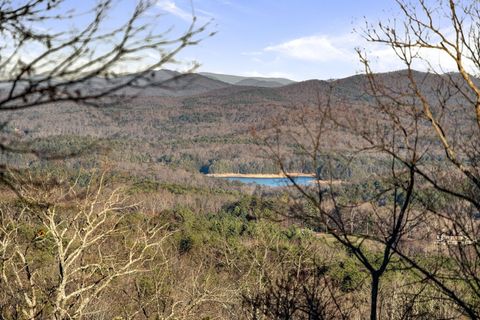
(2, 70, 457, 180)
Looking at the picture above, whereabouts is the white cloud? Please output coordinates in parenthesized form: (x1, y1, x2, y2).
(156, 0, 214, 24)
(156, 0, 194, 22)
(264, 34, 356, 63)
(196, 8, 216, 18)
(263, 31, 472, 77)
(363, 42, 465, 74)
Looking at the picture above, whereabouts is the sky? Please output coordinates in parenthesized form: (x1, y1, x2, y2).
(54, 0, 455, 81)
(154, 0, 407, 80)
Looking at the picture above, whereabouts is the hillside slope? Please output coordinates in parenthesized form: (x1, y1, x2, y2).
(4, 70, 474, 176)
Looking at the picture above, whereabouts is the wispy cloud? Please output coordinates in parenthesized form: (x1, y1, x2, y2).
(156, 0, 214, 24)
(362, 40, 464, 73)
(264, 34, 356, 63)
(262, 31, 468, 75)
(156, 0, 192, 22)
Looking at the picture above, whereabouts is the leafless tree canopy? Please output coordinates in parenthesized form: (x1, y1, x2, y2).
(0, 172, 170, 319)
(356, 0, 480, 318)
(0, 0, 210, 110)
(259, 0, 480, 319)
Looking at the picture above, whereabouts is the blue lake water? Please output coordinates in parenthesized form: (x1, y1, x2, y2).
(222, 176, 315, 187)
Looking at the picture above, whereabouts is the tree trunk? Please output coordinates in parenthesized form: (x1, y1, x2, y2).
(370, 273, 380, 320)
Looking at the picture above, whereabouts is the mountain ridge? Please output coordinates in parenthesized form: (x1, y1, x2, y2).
(4, 68, 476, 176)
(199, 72, 295, 87)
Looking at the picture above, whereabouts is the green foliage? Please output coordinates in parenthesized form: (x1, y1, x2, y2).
(223, 196, 278, 220)
(329, 257, 365, 293)
(128, 177, 239, 197)
(30, 135, 103, 159)
(171, 112, 220, 124)
(179, 235, 195, 254)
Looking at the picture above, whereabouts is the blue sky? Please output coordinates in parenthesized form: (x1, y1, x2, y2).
(64, 0, 451, 81)
(155, 0, 405, 80)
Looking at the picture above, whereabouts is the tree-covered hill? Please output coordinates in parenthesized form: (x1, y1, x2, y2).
(4, 70, 474, 177)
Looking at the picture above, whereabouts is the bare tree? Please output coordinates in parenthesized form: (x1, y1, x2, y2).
(257, 96, 428, 320)
(351, 0, 480, 318)
(0, 171, 171, 319)
(262, 0, 480, 318)
(242, 259, 352, 320)
(0, 0, 208, 109)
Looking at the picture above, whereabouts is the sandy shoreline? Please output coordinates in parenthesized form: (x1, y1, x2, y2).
(206, 173, 315, 178)
(206, 173, 343, 185)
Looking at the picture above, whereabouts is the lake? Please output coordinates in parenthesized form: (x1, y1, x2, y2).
(222, 176, 315, 187)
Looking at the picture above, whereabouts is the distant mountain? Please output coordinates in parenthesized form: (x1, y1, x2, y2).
(7, 69, 475, 176)
(83, 70, 293, 96)
(88, 71, 233, 97)
(0, 70, 296, 99)
(235, 78, 289, 88)
(190, 69, 478, 109)
(4, 69, 474, 102)
(115, 70, 296, 96)
(199, 72, 295, 87)
(142, 73, 232, 97)
(149, 69, 181, 82)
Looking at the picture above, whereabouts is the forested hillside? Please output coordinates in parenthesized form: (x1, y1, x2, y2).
(4, 69, 468, 180)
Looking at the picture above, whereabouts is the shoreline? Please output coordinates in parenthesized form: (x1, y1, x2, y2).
(206, 173, 315, 178)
